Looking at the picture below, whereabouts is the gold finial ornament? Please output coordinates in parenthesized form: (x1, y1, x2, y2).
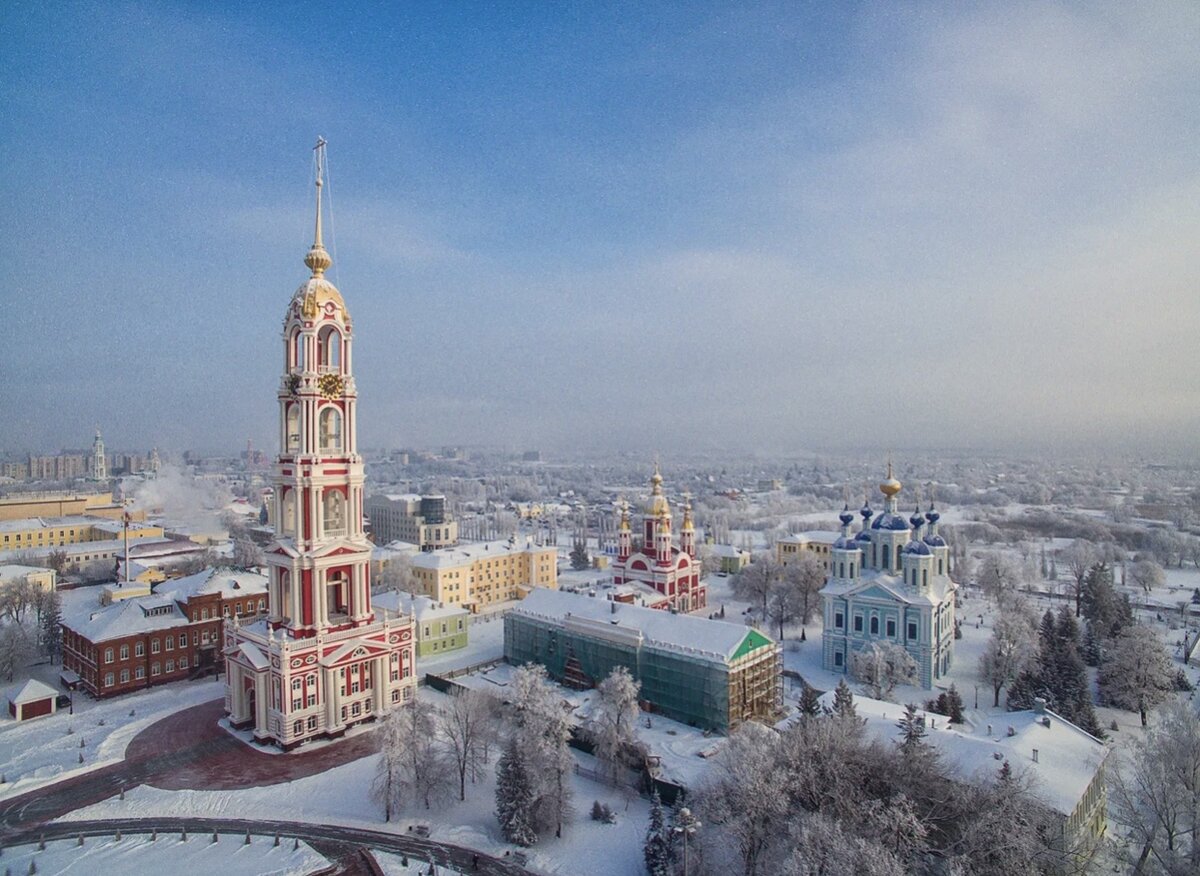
(879, 459, 902, 498)
(618, 499, 631, 532)
(681, 493, 694, 532)
(304, 137, 333, 277)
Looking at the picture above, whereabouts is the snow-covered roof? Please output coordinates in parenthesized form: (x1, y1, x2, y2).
(710, 544, 748, 558)
(0, 564, 50, 582)
(777, 531, 840, 545)
(410, 539, 551, 570)
(820, 568, 955, 606)
(62, 595, 189, 641)
(8, 678, 58, 704)
(511, 588, 775, 665)
(156, 568, 268, 603)
(811, 692, 1106, 817)
(373, 590, 466, 622)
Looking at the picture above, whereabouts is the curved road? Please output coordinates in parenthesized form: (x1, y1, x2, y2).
(0, 697, 533, 875)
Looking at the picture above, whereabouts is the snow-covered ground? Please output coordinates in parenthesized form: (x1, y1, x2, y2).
(415, 609, 507, 676)
(58, 727, 651, 876)
(374, 850, 463, 875)
(1, 833, 327, 876)
(0, 678, 223, 801)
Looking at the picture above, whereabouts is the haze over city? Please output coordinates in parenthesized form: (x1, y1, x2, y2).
(3, 2, 1198, 456)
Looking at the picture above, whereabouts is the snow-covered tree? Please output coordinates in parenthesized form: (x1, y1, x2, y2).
(231, 538, 263, 569)
(511, 664, 574, 838)
(643, 791, 673, 876)
(495, 736, 538, 846)
(733, 554, 779, 621)
(781, 813, 904, 876)
(856, 794, 928, 871)
(586, 666, 641, 786)
(371, 701, 450, 816)
(850, 642, 918, 701)
(1098, 623, 1176, 726)
(1081, 561, 1132, 642)
(895, 704, 929, 758)
(0, 622, 32, 682)
(831, 678, 857, 721)
(1129, 558, 1166, 594)
(978, 601, 1037, 707)
(1063, 539, 1096, 617)
(440, 688, 498, 801)
(798, 682, 822, 718)
(781, 552, 826, 626)
(975, 553, 1022, 600)
(1109, 698, 1200, 873)
(372, 554, 414, 594)
(37, 588, 62, 662)
(698, 721, 786, 876)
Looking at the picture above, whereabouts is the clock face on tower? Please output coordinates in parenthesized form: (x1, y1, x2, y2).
(318, 373, 344, 399)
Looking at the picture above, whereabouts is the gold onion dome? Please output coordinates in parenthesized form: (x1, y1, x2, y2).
(682, 503, 694, 531)
(879, 461, 902, 498)
(644, 465, 670, 516)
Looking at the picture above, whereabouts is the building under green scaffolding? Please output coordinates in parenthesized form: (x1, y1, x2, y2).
(505, 589, 782, 733)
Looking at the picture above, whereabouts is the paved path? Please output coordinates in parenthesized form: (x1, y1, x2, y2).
(0, 696, 532, 875)
(3, 817, 527, 876)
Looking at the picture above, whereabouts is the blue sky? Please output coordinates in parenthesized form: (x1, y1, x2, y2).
(2, 2, 1198, 456)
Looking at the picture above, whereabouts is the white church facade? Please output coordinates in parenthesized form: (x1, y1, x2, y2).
(820, 466, 957, 689)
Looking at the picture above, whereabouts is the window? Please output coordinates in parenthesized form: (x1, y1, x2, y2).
(179, 656, 188, 669)
(165, 635, 174, 651)
(104, 672, 114, 687)
(293, 720, 303, 736)
(319, 408, 343, 452)
(834, 612, 843, 629)
(834, 651, 843, 667)
(307, 693, 316, 707)
(235, 603, 243, 616)
(151, 662, 161, 676)
(201, 608, 209, 620)
(119, 644, 129, 660)
(292, 698, 301, 712)
(351, 702, 361, 717)
(259, 598, 266, 612)
(292, 677, 302, 691)
(165, 660, 174, 672)
(222, 605, 230, 618)
(135, 666, 145, 680)
(908, 622, 918, 641)
(151, 639, 160, 654)
(886, 619, 896, 637)
(307, 715, 318, 731)
(134, 641, 144, 657)
(870, 616, 879, 635)
(104, 648, 114, 664)
(119, 669, 130, 683)
(403, 686, 413, 702)
(853, 615, 863, 633)
(391, 689, 400, 703)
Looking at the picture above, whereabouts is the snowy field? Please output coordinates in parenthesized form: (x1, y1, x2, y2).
(58, 738, 651, 876)
(374, 850, 463, 875)
(0, 833, 327, 876)
(0, 678, 222, 800)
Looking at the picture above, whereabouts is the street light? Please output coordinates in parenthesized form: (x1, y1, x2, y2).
(672, 807, 701, 876)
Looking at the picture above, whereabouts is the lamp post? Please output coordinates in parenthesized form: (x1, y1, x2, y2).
(672, 806, 700, 876)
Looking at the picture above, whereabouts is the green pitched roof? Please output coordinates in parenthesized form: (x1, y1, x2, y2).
(731, 629, 772, 662)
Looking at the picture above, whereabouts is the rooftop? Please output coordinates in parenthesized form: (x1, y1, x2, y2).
(411, 538, 552, 569)
(156, 567, 268, 603)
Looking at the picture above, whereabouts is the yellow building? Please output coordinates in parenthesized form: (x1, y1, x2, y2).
(409, 539, 557, 611)
(0, 492, 137, 522)
(0, 564, 56, 592)
(0, 516, 163, 552)
(776, 530, 839, 571)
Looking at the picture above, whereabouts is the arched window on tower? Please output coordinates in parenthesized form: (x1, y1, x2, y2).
(291, 329, 304, 371)
(319, 407, 342, 452)
(881, 544, 890, 571)
(323, 489, 346, 538)
(280, 489, 296, 538)
(286, 405, 300, 453)
(318, 326, 342, 374)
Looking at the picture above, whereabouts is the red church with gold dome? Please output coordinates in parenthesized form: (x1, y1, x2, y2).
(610, 466, 706, 613)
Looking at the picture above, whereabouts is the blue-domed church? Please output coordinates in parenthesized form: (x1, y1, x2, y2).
(819, 465, 957, 689)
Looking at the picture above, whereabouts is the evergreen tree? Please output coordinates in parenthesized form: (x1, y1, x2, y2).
(569, 539, 589, 571)
(1082, 623, 1102, 667)
(643, 791, 672, 876)
(495, 737, 538, 847)
(944, 684, 965, 724)
(831, 678, 857, 720)
(798, 682, 822, 718)
(39, 589, 62, 663)
(896, 704, 928, 756)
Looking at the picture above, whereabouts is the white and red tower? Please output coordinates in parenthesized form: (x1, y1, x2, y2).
(225, 140, 416, 749)
(610, 465, 706, 612)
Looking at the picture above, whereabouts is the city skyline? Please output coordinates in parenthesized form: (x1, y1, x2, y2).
(3, 3, 1198, 456)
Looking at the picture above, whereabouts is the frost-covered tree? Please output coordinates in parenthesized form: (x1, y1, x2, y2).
(495, 736, 538, 846)
(782, 552, 826, 626)
(798, 682, 822, 718)
(733, 554, 779, 622)
(372, 701, 451, 815)
(511, 663, 575, 838)
(1129, 558, 1166, 594)
(1081, 561, 1132, 642)
(698, 721, 787, 876)
(1064, 539, 1096, 617)
(440, 688, 498, 801)
(1098, 623, 1175, 727)
(586, 666, 641, 786)
(856, 794, 928, 871)
(831, 678, 857, 720)
(37, 589, 62, 662)
(781, 813, 904, 876)
(372, 554, 414, 594)
(1109, 698, 1200, 873)
(850, 642, 917, 701)
(231, 538, 263, 569)
(978, 601, 1037, 707)
(975, 553, 1022, 600)
(643, 791, 673, 876)
(0, 622, 33, 682)
(895, 704, 929, 758)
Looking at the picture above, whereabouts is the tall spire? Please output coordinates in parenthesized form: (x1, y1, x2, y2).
(304, 137, 332, 278)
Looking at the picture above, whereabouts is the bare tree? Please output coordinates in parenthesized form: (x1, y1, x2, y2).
(782, 552, 826, 626)
(1129, 559, 1166, 594)
(372, 701, 451, 814)
(440, 688, 498, 801)
(586, 666, 641, 786)
(850, 642, 917, 701)
(975, 554, 1022, 601)
(1109, 698, 1200, 873)
(1097, 624, 1176, 727)
(978, 600, 1038, 707)
(734, 553, 779, 622)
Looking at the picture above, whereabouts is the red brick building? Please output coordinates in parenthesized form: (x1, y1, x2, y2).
(61, 569, 268, 698)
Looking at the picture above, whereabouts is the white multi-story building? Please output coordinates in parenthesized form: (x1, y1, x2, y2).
(225, 141, 416, 749)
(820, 465, 956, 689)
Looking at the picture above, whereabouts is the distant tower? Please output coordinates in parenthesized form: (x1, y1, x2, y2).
(149, 447, 161, 473)
(91, 427, 108, 481)
(224, 139, 416, 749)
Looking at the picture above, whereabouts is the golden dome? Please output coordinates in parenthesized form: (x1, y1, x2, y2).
(292, 137, 348, 321)
(681, 502, 694, 532)
(618, 500, 631, 532)
(644, 463, 670, 516)
(879, 461, 902, 498)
